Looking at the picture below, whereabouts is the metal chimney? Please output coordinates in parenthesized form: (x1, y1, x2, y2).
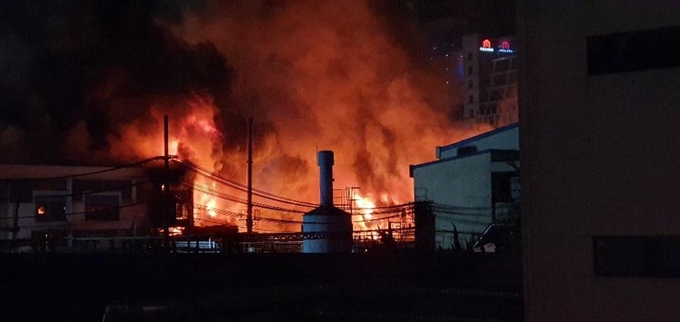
(317, 150, 334, 206)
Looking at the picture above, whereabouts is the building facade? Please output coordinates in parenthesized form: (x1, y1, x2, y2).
(519, 1, 680, 321)
(410, 124, 519, 249)
(462, 34, 519, 128)
(0, 165, 155, 252)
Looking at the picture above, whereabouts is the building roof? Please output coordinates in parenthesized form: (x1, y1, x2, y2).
(409, 149, 519, 177)
(437, 122, 518, 155)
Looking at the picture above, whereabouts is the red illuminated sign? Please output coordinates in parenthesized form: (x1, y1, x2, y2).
(482, 39, 491, 48)
(480, 39, 494, 52)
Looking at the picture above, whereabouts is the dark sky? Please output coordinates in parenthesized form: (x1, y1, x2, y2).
(0, 0, 515, 165)
(0, 1, 233, 164)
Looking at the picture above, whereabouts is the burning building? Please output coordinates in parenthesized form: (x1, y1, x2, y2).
(0, 1, 491, 238)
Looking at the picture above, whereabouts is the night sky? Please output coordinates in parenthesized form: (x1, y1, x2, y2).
(0, 0, 515, 169)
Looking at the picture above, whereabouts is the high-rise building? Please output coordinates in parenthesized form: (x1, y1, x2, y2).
(462, 34, 518, 128)
(406, 0, 517, 120)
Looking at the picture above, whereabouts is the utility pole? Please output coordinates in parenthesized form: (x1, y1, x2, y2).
(163, 115, 170, 249)
(246, 117, 254, 233)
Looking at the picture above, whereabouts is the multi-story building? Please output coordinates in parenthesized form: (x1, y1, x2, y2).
(519, 1, 680, 321)
(0, 163, 193, 252)
(409, 0, 517, 118)
(462, 34, 518, 128)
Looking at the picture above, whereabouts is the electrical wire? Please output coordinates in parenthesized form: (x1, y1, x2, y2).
(0, 156, 165, 182)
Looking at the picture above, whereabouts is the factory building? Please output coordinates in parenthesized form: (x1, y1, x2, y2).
(518, 1, 680, 321)
(410, 123, 519, 249)
(0, 163, 195, 252)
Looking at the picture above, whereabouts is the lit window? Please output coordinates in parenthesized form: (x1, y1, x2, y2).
(35, 197, 67, 222)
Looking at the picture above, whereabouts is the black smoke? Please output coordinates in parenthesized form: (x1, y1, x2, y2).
(0, 0, 234, 164)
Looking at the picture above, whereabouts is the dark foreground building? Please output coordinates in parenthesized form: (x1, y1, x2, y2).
(519, 1, 680, 321)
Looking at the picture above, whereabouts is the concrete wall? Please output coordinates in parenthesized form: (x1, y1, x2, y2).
(413, 152, 517, 249)
(518, 1, 680, 321)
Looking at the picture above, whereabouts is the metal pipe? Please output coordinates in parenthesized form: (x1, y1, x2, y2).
(163, 115, 169, 249)
(317, 150, 334, 206)
(246, 117, 254, 233)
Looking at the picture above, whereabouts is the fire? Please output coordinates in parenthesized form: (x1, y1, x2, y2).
(168, 227, 184, 236)
(169, 140, 179, 156)
(86, 1, 492, 234)
(206, 199, 217, 218)
(355, 193, 376, 221)
(352, 193, 380, 240)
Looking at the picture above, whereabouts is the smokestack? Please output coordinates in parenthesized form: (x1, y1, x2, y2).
(317, 150, 334, 207)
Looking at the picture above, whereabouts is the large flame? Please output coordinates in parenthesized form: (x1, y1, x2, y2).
(62, 1, 491, 233)
(164, 1, 487, 233)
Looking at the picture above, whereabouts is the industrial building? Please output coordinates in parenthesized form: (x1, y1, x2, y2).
(0, 160, 206, 252)
(0, 164, 153, 252)
(518, 1, 680, 321)
(410, 123, 519, 249)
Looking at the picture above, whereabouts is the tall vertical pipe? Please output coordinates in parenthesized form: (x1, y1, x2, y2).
(246, 117, 254, 233)
(317, 150, 334, 206)
(163, 115, 170, 248)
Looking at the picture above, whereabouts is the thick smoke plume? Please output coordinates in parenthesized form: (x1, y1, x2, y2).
(176, 1, 482, 204)
(0, 1, 485, 230)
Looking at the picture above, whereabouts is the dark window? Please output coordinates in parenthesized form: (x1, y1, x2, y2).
(35, 197, 66, 222)
(457, 145, 477, 156)
(9, 180, 33, 202)
(492, 172, 518, 203)
(594, 236, 680, 277)
(468, 66, 473, 75)
(490, 89, 503, 101)
(85, 195, 120, 221)
(494, 59, 510, 71)
(467, 52, 473, 61)
(73, 180, 133, 202)
(468, 80, 474, 89)
(587, 25, 680, 75)
(493, 74, 507, 86)
(468, 94, 474, 104)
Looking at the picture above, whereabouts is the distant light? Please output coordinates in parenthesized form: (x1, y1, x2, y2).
(479, 47, 495, 52)
(482, 39, 492, 49)
(37, 206, 46, 215)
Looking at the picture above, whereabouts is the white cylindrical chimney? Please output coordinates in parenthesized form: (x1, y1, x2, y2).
(317, 150, 334, 207)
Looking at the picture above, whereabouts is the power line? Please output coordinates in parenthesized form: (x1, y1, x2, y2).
(0, 156, 165, 183)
